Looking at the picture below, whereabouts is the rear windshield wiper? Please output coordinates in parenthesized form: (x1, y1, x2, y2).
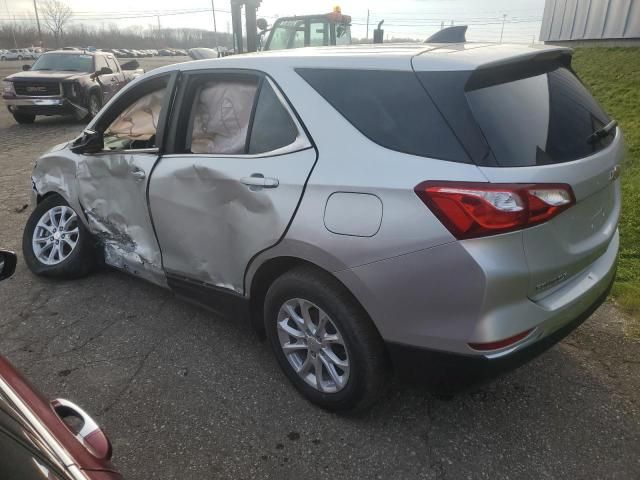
(587, 119, 617, 144)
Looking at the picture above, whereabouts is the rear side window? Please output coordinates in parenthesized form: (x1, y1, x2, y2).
(466, 67, 612, 166)
(249, 82, 298, 154)
(297, 69, 470, 163)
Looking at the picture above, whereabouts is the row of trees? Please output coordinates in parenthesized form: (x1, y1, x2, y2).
(1, 0, 233, 50)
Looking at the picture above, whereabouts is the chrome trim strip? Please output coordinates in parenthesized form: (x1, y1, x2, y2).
(0, 376, 90, 480)
(4, 98, 65, 106)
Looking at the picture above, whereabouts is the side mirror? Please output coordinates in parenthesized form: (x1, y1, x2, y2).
(22, 64, 31, 71)
(120, 59, 139, 71)
(91, 66, 113, 80)
(0, 250, 17, 281)
(257, 18, 269, 31)
(70, 129, 104, 154)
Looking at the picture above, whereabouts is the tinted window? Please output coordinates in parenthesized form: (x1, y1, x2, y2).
(249, 82, 298, 154)
(466, 67, 612, 166)
(298, 69, 469, 163)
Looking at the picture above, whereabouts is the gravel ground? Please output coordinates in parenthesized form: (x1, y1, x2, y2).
(1, 57, 639, 479)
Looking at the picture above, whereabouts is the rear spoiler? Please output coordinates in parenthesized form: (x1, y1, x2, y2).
(466, 47, 573, 91)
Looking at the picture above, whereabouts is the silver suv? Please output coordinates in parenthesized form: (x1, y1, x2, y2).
(23, 44, 621, 411)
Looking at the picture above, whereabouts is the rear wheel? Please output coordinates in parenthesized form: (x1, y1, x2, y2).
(12, 112, 35, 124)
(22, 195, 96, 279)
(264, 266, 390, 412)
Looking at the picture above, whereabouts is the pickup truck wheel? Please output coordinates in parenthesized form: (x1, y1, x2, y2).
(0, 56, 6, 61)
(22, 195, 96, 279)
(12, 112, 36, 124)
(88, 92, 102, 118)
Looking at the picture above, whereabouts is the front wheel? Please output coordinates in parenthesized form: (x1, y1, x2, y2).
(264, 266, 390, 412)
(22, 195, 96, 279)
(87, 91, 102, 119)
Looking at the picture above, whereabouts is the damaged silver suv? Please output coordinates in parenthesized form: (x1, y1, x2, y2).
(23, 44, 621, 411)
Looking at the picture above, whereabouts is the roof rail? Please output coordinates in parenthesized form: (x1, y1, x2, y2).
(425, 25, 467, 43)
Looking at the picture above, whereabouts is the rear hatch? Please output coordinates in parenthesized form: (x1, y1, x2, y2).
(415, 49, 622, 298)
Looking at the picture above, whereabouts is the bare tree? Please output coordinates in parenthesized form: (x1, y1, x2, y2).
(40, 0, 72, 46)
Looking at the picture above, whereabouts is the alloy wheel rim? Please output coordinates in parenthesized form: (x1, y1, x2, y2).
(277, 298, 350, 393)
(32, 205, 80, 266)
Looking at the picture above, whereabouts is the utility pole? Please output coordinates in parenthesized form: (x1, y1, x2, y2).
(500, 14, 507, 43)
(211, 0, 218, 48)
(366, 9, 369, 40)
(157, 15, 161, 30)
(33, 0, 42, 45)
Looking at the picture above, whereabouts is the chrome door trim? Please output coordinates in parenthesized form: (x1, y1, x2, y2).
(0, 377, 90, 480)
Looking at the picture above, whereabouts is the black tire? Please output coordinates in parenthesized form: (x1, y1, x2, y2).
(87, 91, 102, 119)
(13, 112, 36, 124)
(22, 195, 96, 279)
(264, 266, 390, 412)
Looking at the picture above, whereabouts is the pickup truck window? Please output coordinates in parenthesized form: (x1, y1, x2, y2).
(106, 56, 119, 72)
(95, 56, 109, 72)
(31, 53, 93, 73)
(103, 88, 166, 151)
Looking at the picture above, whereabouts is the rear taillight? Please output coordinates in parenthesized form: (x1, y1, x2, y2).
(414, 181, 575, 239)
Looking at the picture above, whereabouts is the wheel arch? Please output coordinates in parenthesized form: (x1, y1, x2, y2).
(248, 255, 381, 343)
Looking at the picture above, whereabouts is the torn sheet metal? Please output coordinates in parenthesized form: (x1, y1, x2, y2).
(76, 151, 166, 287)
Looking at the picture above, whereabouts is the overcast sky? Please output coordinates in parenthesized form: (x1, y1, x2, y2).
(3, 0, 546, 43)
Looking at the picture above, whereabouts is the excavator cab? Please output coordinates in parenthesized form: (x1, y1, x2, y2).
(261, 7, 352, 51)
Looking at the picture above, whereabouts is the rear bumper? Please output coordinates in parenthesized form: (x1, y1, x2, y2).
(385, 270, 614, 390)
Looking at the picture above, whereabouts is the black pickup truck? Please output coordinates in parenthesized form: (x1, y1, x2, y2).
(1, 50, 143, 124)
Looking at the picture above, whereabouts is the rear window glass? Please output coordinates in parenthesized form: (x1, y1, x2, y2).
(466, 67, 613, 167)
(249, 82, 298, 154)
(297, 69, 470, 163)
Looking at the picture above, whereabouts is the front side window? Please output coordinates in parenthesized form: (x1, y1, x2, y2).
(103, 87, 166, 151)
(94, 56, 109, 72)
(106, 56, 119, 72)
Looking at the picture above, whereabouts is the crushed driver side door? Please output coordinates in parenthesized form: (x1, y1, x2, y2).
(75, 72, 178, 286)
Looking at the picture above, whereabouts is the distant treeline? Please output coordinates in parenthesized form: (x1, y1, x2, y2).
(0, 22, 234, 49)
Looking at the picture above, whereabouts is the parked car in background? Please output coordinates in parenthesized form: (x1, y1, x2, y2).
(22, 43, 621, 412)
(1, 48, 32, 61)
(2, 50, 143, 124)
(0, 250, 122, 480)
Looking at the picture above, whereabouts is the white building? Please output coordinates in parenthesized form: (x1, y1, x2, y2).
(540, 0, 640, 46)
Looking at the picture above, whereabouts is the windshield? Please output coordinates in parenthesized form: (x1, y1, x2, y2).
(31, 53, 94, 72)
